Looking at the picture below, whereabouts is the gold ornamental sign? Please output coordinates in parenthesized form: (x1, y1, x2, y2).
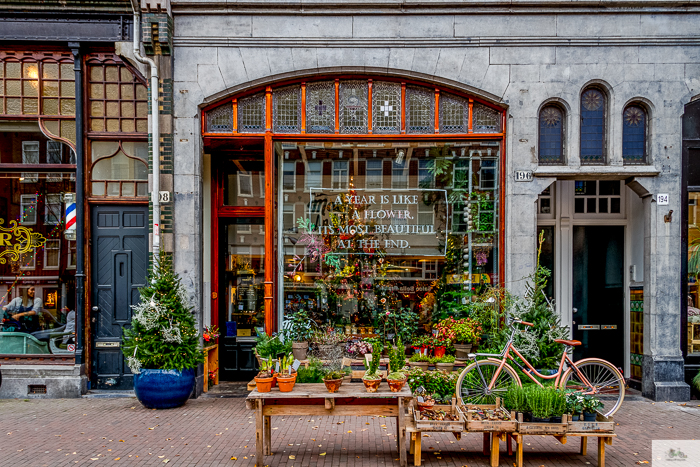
(0, 219, 47, 264)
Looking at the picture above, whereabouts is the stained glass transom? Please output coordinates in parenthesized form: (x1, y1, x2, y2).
(622, 105, 646, 164)
(305, 81, 335, 134)
(580, 88, 605, 164)
(238, 93, 266, 133)
(538, 105, 564, 165)
(439, 93, 467, 134)
(339, 80, 368, 134)
(207, 104, 233, 133)
(273, 85, 301, 134)
(406, 86, 434, 134)
(372, 81, 401, 134)
(473, 103, 501, 133)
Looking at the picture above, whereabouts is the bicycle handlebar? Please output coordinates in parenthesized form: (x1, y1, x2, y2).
(507, 318, 534, 328)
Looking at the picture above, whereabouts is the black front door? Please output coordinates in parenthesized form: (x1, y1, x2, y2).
(572, 226, 625, 369)
(91, 206, 148, 390)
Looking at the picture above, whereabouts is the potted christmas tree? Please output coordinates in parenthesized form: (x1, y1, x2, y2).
(123, 251, 204, 409)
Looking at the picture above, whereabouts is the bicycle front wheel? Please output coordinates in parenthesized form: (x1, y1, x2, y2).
(456, 359, 521, 406)
(560, 358, 625, 418)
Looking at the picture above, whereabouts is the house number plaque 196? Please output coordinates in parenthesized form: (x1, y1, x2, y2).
(514, 170, 533, 182)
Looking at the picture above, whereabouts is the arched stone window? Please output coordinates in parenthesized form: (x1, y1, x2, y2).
(538, 104, 565, 165)
(580, 87, 607, 164)
(622, 104, 648, 165)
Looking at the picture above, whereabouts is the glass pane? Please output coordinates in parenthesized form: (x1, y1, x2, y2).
(60, 81, 75, 98)
(23, 63, 38, 80)
(238, 93, 265, 133)
(207, 104, 233, 133)
(687, 192, 700, 355)
(107, 182, 120, 196)
(60, 120, 76, 143)
(120, 67, 133, 82)
(473, 103, 501, 133)
(6, 80, 21, 96)
(60, 99, 75, 115)
(136, 119, 148, 133)
(273, 85, 301, 133)
(6, 97, 21, 114)
(339, 80, 368, 134)
(90, 118, 105, 132)
(623, 105, 646, 164)
(121, 120, 135, 133)
(60, 63, 73, 79)
(610, 198, 620, 213)
(587, 198, 596, 213)
(223, 160, 265, 206)
(106, 101, 119, 117)
(439, 92, 467, 133)
(599, 181, 620, 196)
(106, 84, 119, 100)
(136, 102, 148, 118)
(121, 182, 135, 197)
(305, 81, 335, 134)
(574, 198, 585, 213)
(598, 197, 608, 213)
(23, 98, 38, 114)
(406, 86, 434, 134)
(43, 98, 59, 115)
(372, 81, 401, 134)
(43, 63, 59, 80)
(91, 101, 104, 117)
(5, 62, 21, 79)
(575, 181, 596, 196)
(105, 66, 119, 82)
(43, 81, 59, 97)
(539, 106, 564, 165)
(90, 66, 103, 82)
(121, 102, 135, 118)
(23, 81, 38, 97)
(136, 84, 147, 100)
(90, 83, 104, 99)
(106, 119, 120, 132)
(121, 84, 134, 100)
(580, 89, 605, 164)
(91, 141, 120, 160)
(137, 182, 148, 197)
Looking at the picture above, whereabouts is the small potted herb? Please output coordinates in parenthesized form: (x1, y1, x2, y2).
(503, 384, 528, 415)
(322, 369, 346, 393)
(254, 358, 275, 393)
(565, 392, 584, 421)
(276, 353, 296, 392)
(434, 355, 456, 373)
(362, 341, 383, 393)
(386, 338, 408, 392)
(408, 352, 431, 370)
(286, 309, 313, 361)
(582, 394, 603, 421)
(527, 387, 552, 423)
(549, 388, 567, 423)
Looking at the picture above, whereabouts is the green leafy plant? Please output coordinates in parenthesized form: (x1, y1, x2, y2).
(525, 386, 552, 418)
(549, 388, 567, 417)
(582, 394, 603, 413)
(434, 355, 455, 364)
(122, 251, 204, 373)
(693, 370, 700, 393)
(503, 385, 528, 413)
(381, 307, 419, 343)
(363, 341, 383, 380)
(409, 353, 432, 362)
(388, 337, 407, 375)
(257, 357, 274, 378)
(295, 357, 324, 383)
(406, 368, 458, 403)
(323, 367, 349, 381)
(285, 309, 314, 342)
(254, 331, 292, 360)
(565, 391, 584, 415)
(279, 353, 294, 375)
(434, 317, 482, 344)
(387, 371, 406, 381)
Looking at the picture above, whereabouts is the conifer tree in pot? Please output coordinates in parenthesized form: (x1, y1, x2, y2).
(123, 251, 204, 409)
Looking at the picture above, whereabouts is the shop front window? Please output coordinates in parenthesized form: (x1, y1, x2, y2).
(278, 141, 500, 328)
(687, 192, 700, 355)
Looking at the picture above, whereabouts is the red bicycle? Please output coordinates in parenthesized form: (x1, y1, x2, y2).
(456, 318, 625, 417)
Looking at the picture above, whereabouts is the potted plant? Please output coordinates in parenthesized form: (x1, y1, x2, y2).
(313, 326, 345, 358)
(254, 358, 275, 393)
(527, 387, 552, 423)
(411, 335, 430, 355)
(123, 251, 205, 409)
(434, 317, 481, 358)
(582, 394, 603, 421)
(434, 355, 455, 373)
(408, 352, 431, 370)
(503, 384, 528, 415)
(203, 324, 220, 345)
(431, 335, 452, 358)
(549, 388, 567, 423)
(285, 309, 314, 360)
(346, 339, 372, 360)
(565, 392, 584, 421)
(276, 353, 297, 392)
(362, 341, 383, 393)
(380, 307, 419, 344)
(322, 369, 346, 393)
(386, 338, 408, 392)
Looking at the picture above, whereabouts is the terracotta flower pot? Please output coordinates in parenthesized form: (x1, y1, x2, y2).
(408, 361, 429, 371)
(277, 374, 296, 392)
(433, 346, 446, 358)
(292, 342, 309, 361)
(254, 375, 274, 393)
(323, 378, 343, 393)
(435, 362, 454, 373)
(387, 377, 407, 392)
(362, 378, 381, 393)
(416, 401, 434, 412)
(454, 344, 473, 359)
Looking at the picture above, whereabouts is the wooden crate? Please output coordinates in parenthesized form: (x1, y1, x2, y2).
(413, 404, 465, 431)
(459, 399, 518, 433)
(516, 413, 569, 435)
(567, 412, 615, 433)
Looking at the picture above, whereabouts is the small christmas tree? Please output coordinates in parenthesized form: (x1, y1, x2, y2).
(123, 251, 204, 373)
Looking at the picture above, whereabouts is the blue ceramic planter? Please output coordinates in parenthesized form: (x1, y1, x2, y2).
(133, 368, 195, 409)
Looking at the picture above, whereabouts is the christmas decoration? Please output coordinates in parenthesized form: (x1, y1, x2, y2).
(123, 250, 204, 373)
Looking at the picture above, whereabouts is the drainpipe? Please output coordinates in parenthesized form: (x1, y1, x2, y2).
(130, 0, 160, 260)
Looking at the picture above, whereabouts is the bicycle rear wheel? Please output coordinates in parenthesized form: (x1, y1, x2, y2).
(456, 359, 521, 406)
(560, 358, 625, 417)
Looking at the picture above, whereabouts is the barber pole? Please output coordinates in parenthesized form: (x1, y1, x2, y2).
(64, 193, 76, 241)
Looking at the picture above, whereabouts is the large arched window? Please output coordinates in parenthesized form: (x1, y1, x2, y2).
(622, 104, 647, 164)
(580, 87, 606, 164)
(538, 104, 565, 165)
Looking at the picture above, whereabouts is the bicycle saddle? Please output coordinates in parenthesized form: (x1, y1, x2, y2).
(554, 339, 581, 346)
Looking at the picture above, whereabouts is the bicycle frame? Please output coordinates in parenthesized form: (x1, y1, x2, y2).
(471, 324, 596, 393)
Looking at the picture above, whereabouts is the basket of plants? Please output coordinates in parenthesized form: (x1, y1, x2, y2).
(413, 404, 464, 431)
(458, 398, 518, 432)
(565, 393, 615, 433)
(503, 385, 570, 435)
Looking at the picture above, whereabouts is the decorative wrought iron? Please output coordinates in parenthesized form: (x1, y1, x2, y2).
(473, 103, 501, 133)
(580, 88, 605, 164)
(623, 105, 646, 164)
(372, 81, 401, 134)
(406, 86, 434, 134)
(538, 105, 564, 165)
(238, 93, 266, 133)
(439, 93, 467, 134)
(305, 81, 335, 134)
(273, 85, 301, 133)
(339, 80, 368, 134)
(206, 104, 233, 133)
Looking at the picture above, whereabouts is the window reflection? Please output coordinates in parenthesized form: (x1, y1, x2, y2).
(688, 192, 700, 355)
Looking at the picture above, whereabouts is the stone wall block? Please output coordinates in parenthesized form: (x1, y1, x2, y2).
(685, 64, 700, 95)
(434, 49, 468, 81)
(556, 14, 641, 37)
(266, 48, 295, 76)
(410, 48, 441, 76)
(510, 64, 539, 84)
(252, 15, 352, 38)
(539, 64, 572, 83)
(556, 46, 639, 65)
(196, 64, 226, 97)
(623, 64, 652, 82)
(491, 47, 555, 66)
(388, 48, 416, 71)
(353, 15, 455, 38)
(173, 80, 204, 118)
(173, 47, 206, 82)
(479, 64, 510, 98)
(217, 47, 250, 89)
(175, 15, 252, 38)
(639, 46, 700, 64)
(455, 15, 556, 37)
(653, 63, 685, 82)
(292, 48, 319, 71)
(640, 14, 700, 37)
(456, 48, 491, 89)
(239, 47, 272, 82)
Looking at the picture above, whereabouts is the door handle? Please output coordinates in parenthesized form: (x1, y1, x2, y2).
(92, 306, 99, 312)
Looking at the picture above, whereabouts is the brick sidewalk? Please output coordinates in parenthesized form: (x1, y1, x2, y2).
(0, 394, 698, 467)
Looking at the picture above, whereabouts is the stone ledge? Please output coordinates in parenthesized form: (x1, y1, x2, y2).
(0, 364, 87, 399)
(534, 165, 660, 180)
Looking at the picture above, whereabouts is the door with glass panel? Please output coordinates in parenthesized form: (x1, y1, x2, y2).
(218, 217, 265, 381)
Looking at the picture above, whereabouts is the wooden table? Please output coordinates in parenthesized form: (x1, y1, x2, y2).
(245, 382, 412, 467)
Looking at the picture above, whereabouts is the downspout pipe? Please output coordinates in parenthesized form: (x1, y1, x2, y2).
(130, 0, 160, 261)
